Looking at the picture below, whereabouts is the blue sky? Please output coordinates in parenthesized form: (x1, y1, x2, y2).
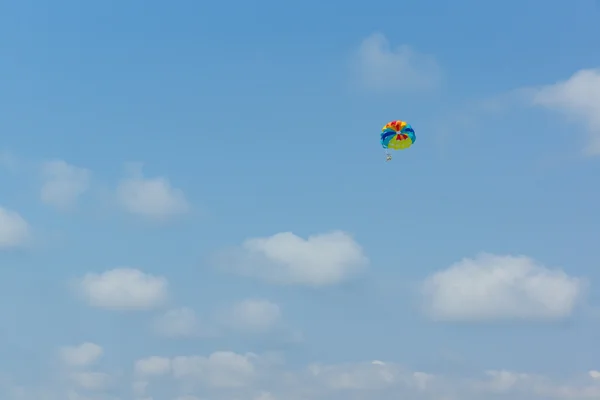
(1, 0, 600, 399)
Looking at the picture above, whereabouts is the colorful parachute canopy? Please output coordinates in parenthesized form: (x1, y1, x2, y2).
(380, 120, 415, 151)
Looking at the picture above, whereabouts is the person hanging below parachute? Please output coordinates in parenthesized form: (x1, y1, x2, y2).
(380, 120, 416, 161)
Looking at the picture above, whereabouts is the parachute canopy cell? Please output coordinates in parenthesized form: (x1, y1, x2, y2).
(380, 120, 415, 151)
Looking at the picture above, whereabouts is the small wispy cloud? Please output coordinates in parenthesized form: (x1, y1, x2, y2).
(352, 32, 442, 92)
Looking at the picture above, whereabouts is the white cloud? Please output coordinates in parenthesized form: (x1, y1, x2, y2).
(40, 160, 91, 209)
(130, 353, 265, 395)
(530, 68, 600, 155)
(153, 308, 214, 338)
(304, 360, 435, 394)
(304, 363, 600, 399)
(223, 299, 281, 333)
(422, 253, 584, 321)
(60, 343, 103, 367)
(477, 370, 533, 393)
(135, 357, 171, 376)
(353, 32, 441, 92)
(308, 361, 400, 390)
(219, 231, 368, 286)
(116, 164, 189, 220)
(0, 207, 29, 249)
(472, 369, 600, 399)
(76, 268, 168, 310)
(5, 351, 600, 400)
(170, 352, 257, 388)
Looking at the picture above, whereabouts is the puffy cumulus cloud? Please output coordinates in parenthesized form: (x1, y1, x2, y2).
(218, 231, 368, 286)
(60, 343, 103, 367)
(307, 360, 432, 392)
(171, 351, 257, 388)
(474, 370, 536, 393)
(116, 164, 189, 220)
(75, 268, 168, 310)
(352, 32, 441, 92)
(4, 351, 600, 400)
(133, 351, 261, 391)
(222, 299, 281, 333)
(0, 206, 30, 249)
(422, 253, 584, 321)
(306, 365, 600, 400)
(530, 68, 600, 156)
(40, 160, 91, 209)
(472, 370, 600, 399)
(8, 345, 116, 399)
(134, 355, 600, 400)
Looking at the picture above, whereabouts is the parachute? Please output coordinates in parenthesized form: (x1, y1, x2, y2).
(380, 120, 415, 161)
